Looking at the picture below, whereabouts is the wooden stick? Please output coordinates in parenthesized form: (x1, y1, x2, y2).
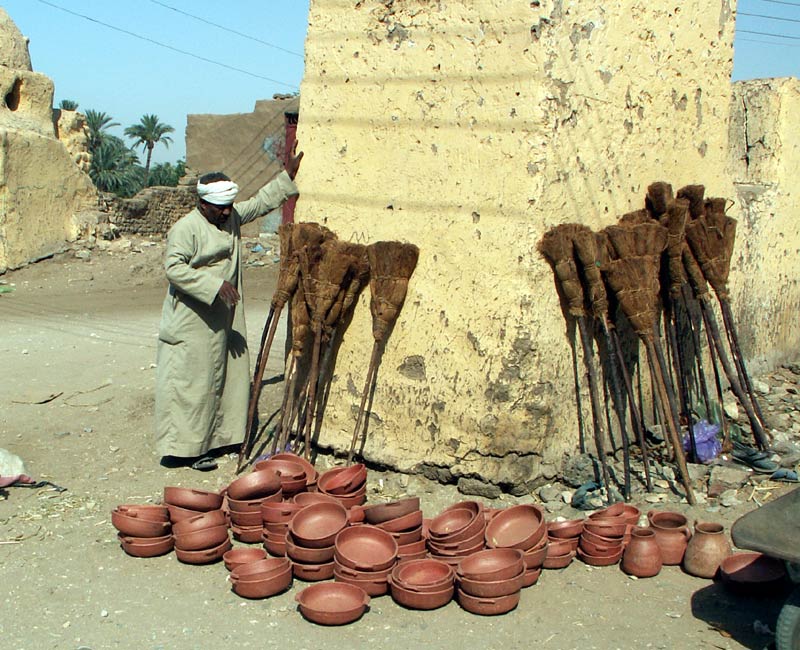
(679, 285, 713, 418)
(348, 341, 381, 465)
(666, 305, 698, 463)
(302, 330, 324, 460)
(599, 318, 631, 499)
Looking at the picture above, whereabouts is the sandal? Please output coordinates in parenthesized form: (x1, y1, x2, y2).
(731, 447, 779, 474)
(770, 469, 799, 483)
(190, 456, 218, 472)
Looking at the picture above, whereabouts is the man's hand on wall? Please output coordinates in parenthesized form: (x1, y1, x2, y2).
(286, 140, 304, 180)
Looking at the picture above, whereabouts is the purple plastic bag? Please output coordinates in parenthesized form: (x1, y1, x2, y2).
(683, 419, 722, 464)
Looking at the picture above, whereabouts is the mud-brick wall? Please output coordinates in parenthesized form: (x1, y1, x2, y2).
(295, 0, 738, 490)
(727, 78, 800, 371)
(109, 186, 196, 237)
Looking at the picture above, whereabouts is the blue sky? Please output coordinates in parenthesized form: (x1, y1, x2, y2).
(2, 1, 798, 167)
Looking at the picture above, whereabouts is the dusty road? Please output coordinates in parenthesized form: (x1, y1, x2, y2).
(0, 238, 791, 650)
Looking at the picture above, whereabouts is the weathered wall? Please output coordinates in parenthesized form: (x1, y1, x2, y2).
(295, 0, 739, 488)
(0, 8, 96, 273)
(727, 78, 800, 372)
(108, 185, 196, 236)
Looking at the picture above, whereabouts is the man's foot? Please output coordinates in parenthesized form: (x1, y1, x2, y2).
(159, 455, 218, 471)
(190, 456, 218, 471)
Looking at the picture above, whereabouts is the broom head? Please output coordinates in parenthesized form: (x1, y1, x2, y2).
(367, 241, 420, 341)
(538, 225, 585, 317)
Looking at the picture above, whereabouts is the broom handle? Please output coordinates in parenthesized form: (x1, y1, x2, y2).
(348, 341, 380, 465)
(600, 318, 631, 500)
(577, 317, 612, 500)
(699, 296, 769, 450)
(609, 326, 652, 492)
(276, 355, 299, 454)
(719, 299, 768, 429)
(679, 285, 713, 418)
(664, 305, 698, 463)
(645, 338, 696, 505)
(652, 327, 684, 454)
(303, 329, 323, 460)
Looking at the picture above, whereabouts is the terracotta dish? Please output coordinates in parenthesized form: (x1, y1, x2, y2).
(223, 547, 267, 571)
(290, 502, 348, 549)
(334, 526, 398, 571)
(230, 557, 291, 582)
(115, 504, 169, 522)
(173, 524, 229, 551)
(547, 519, 584, 539)
(457, 568, 524, 598)
(226, 468, 282, 501)
(163, 486, 223, 512)
(175, 538, 232, 564)
(292, 560, 336, 581)
(270, 452, 319, 485)
(231, 565, 292, 599)
(429, 507, 476, 539)
(285, 532, 336, 564)
(112, 510, 171, 538)
(363, 498, 421, 525)
(231, 524, 264, 544)
(118, 533, 174, 558)
(376, 510, 423, 533)
(261, 501, 301, 523)
(293, 492, 338, 507)
(719, 552, 787, 587)
(166, 504, 204, 523)
(457, 589, 520, 615)
(457, 548, 525, 582)
(521, 566, 542, 587)
(577, 547, 623, 567)
(254, 458, 306, 480)
(542, 550, 576, 569)
(228, 509, 262, 528)
(172, 510, 227, 536)
(388, 576, 454, 610)
(392, 559, 454, 591)
(319, 464, 367, 495)
(334, 569, 389, 597)
(296, 582, 370, 625)
(484, 505, 545, 550)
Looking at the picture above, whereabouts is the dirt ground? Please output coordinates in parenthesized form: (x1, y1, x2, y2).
(0, 236, 794, 650)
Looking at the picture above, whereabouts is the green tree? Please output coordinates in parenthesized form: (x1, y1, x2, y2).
(85, 109, 120, 151)
(58, 99, 79, 110)
(124, 114, 175, 187)
(89, 135, 143, 197)
(148, 159, 186, 187)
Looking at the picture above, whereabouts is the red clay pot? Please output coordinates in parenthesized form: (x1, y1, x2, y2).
(621, 527, 662, 577)
(457, 567, 524, 598)
(172, 509, 227, 536)
(115, 504, 169, 522)
(648, 510, 691, 565)
(547, 519, 584, 539)
(112, 510, 171, 538)
(289, 502, 348, 549)
(292, 559, 335, 581)
(683, 521, 731, 578)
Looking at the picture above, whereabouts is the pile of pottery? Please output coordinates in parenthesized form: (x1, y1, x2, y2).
(226, 468, 283, 543)
(260, 499, 301, 556)
(317, 464, 368, 507)
(163, 486, 231, 563)
(362, 497, 425, 561)
(296, 582, 371, 625)
(388, 558, 455, 609)
(576, 502, 638, 567)
(288, 501, 349, 581)
(164, 485, 224, 522)
(455, 548, 526, 615)
(112, 504, 173, 558)
(485, 504, 549, 581)
(333, 524, 398, 596)
(255, 456, 313, 499)
(427, 501, 487, 565)
(228, 556, 293, 599)
(544, 518, 582, 571)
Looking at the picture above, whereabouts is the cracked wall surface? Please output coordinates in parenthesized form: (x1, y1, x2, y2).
(728, 77, 800, 371)
(295, 0, 739, 488)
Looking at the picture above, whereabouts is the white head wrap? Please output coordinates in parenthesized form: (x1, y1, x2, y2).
(197, 179, 239, 205)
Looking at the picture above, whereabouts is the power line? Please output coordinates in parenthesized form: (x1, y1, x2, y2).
(738, 28, 800, 39)
(34, 0, 299, 89)
(147, 0, 304, 59)
(739, 36, 800, 46)
(739, 11, 800, 23)
(751, 0, 800, 6)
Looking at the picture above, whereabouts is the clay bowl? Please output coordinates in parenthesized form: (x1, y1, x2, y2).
(290, 502, 349, 549)
(296, 582, 370, 625)
(226, 468, 282, 501)
(546, 537, 575, 557)
(523, 541, 549, 569)
(485, 505, 546, 551)
(293, 492, 338, 507)
(167, 504, 205, 523)
(175, 537, 232, 564)
(363, 498, 421, 525)
(232, 565, 292, 599)
(228, 509, 263, 528)
(427, 526, 485, 552)
(594, 502, 626, 518)
(270, 452, 319, 486)
(458, 566, 525, 598)
(456, 548, 525, 582)
(174, 524, 229, 551)
(292, 560, 336, 582)
(319, 464, 367, 495)
(581, 527, 624, 546)
(334, 560, 394, 580)
(429, 553, 469, 568)
(172, 509, 227, 536)
(542, 550, 576, 570)
(547, 519, 584, 539)
(319, 481, 368, 500)
(112, 510, 171, 538)
(577, 546, 623, 567)
(230, 557, 291, 582)
(579, 536, 623, 558)
(376, 510, 423, 533)
(118, 533, 174, 558)
(521, 566, 542, 587)
(115, 504, 169, 522)
(719, 553, 787, 590)
(392, 558, 454, 592)
(223, 547, 267, 571)
(621, 505, 641, 526)
(581, 519, 628, 539)
(231, 525, 264, 544)
(163, 486, 223, 512)
(263, 534, 287, 557)
(398, 538, 427, 556)
(254, 458, 306, 480)
(334, 569, 389, 597)
(348, 506, 366, 525)
(388, 576, 454, 610)
(261, 500, 301, 523)
(428, 507, 477, 540)
(457, 588, 520, 616)
(328, 489, 367, 509)
(227, 492, 282, 514)
(334, 526, 398, 572)
(285, 532, 336, 564)
(390, 525, 424, 547)
(429, 539, 485, 558)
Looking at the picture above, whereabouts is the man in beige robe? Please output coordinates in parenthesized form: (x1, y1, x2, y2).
(155, 149, 302, 470)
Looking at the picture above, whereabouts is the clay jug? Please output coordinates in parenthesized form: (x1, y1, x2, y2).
(622, 527, 662, 578)
(683, 521, 732, 578)
(647, 510, 691, 565)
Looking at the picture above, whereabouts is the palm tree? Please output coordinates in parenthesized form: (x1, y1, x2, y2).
(85, 109, 120, 151)
(89, 135, 143, 197)
(124, 114, 174, 187)
(58, 99, 79, 110)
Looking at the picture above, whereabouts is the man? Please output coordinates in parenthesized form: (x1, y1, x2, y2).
(155, 145, 303, 471)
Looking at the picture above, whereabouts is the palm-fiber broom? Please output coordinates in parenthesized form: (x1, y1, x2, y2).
(347, 241, 419, 464)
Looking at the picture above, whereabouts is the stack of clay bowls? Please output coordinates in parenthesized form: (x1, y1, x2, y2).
(226, 468, 283, 543)
(254, 457, 308, 499)
(270, 452, 319, 492)
(288, 501, 349, 581)
(388, 558, 455, 609)
(223, 547, 267, 572)
(333, 525, 399, 596)
(363, 498, 425, 561)
(427, 501, 487, 566)
(296, 582, 371, 625)
(261, 500, 303, 557)
(172, 508, 231, 564)
(163, 486, 224, 523)
(317, 464, 368, 508)
(577, 504, 627, 567)
(455, 548, 525, 615)
(541, 517, 581, 572)
(113, 504, 173, 557)
(484, 504, 551, 576)
(229, 557, 293, 599)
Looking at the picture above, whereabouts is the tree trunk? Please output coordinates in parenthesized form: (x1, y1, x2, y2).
(144, 145, 153, 187)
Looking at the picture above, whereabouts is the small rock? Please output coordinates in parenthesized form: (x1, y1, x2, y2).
(720, 489, 740, 507)
(587, 496, 604, 508)
(645, 493, 666, 503)
(538, 485, 562, 503)
(561, 453, 597, 488)
(54, 431, 71, 438)
(74, 249, 91, 260)
(457, 477, 501, 499)
(709, 465, 751, 493)
(660, 466, 676, 482)
(561, 490, 574, 504)
(752, 379, 770, 395)
(100, 609, 108, 618)
(687, 463, 710, 482)
(398, 474, 409, 488)
(653, 479, 670, 490)
(723, 398, 739, 421)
